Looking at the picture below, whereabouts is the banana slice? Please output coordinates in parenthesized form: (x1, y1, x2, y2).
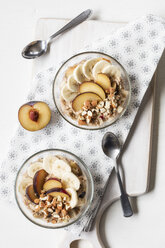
(67, 75, 79, 92)
(66, 188, 78, 208)
(43, 155, 57, 174)
(51, 168, 63, 179)
(82, 58, 99, 80)
(27, 162, 43, 178)
(19, 177, 32, 195)
(73, 64, 87, 83)
(102, 64, 121, 78)
(61, 84, 77, 102)
(92, 60, 110, 79)
(61, 172, 80, 191)
(53, 159, 71, 173)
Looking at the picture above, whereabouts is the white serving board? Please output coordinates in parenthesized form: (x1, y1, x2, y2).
(31, 19, 155, 247)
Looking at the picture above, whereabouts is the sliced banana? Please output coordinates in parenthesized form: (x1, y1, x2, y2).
(67, 75, 79, 92)
(19, 177, 32, 195)
(66, 188, 78, 208)
(61, 172, 80, 191)
(102, 64, 121, 78)
(92, 60, 110, 79)
(53, 159, 71, 173)
(51, 168, 63, 179)
(61, 84, 77, 102)
(82, 58, 99, 80)
(43, 155, 57, 174)
(73, 64, 86, 83)
(27, 162, 43, 178)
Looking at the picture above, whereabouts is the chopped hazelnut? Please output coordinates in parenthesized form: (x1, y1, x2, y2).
(34, 198, 39, 204)
(47, 208, 53, 213)
(100, 108, 106, 113)
(47, 195, 53, 202)
(81, 110, 87, 116)
(57, 203, 63, 210)
(55, 208, 61, 214)
(51, 219, 57, 224)
(87, 110, 92, 117)
(97, 101, 104, 108)
(52, 198, 57, 207)
(105, 101, 110, 109)
(40, 201, 45, 208)
(61, 209, 67, 217)
(78, 119, 87, 125)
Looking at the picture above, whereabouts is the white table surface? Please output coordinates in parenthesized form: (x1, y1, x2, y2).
(0, 1, 165, 248)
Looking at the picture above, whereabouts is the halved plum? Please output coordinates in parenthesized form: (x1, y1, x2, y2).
(43, 178, 62, 191)
(18, 101, 51, 131)
(33, 169, 48, 197)
(26, 185, 38, 204)
(45, 188, 70, 201)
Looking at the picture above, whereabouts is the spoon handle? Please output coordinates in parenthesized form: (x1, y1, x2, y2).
(116, 169, 133, 217)
(48, 9, 92, 42)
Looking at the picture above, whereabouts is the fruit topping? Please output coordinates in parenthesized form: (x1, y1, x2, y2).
(72, 92, 102, 112)
(79, 81, 106, 100)
(66, 188, 78, 208)
(96, 73, 111, 90)
(45, 188, 70, 201)
(26, 185, 38, 204)
(43, 178, 62, 191)
(33, 169, 48, 197)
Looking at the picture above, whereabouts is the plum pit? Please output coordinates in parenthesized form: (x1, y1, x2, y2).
(29, 109, 39, 122)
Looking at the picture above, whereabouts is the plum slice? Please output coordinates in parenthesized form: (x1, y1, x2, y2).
(26, 185, 38, 204)
(72, 92, 102, 112)
(33, 169, 48, 197)
(43, 178, 62, 191)
(79, 81, 106, 100)
(45, 188, 70, 201)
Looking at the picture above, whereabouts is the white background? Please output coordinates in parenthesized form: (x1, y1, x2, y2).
(0, 1, 165, 247)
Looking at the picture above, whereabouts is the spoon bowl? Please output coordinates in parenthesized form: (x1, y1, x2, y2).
(102, 132, 121, 161)
(22, 40, 48, 59)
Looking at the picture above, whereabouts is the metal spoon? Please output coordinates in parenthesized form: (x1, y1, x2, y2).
(102, 132, 133, 217)
(22, 9, 92, 59)
(83, 132, 133, 232)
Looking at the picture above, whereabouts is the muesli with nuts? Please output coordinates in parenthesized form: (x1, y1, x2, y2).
(60, 57, 129, 126)
(19, 155, 87, 224)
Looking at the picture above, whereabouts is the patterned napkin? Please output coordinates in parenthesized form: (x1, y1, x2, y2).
(0, 15, 165, 235)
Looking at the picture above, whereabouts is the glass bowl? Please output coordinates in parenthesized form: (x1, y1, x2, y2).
(15, 149, 94, 229)
(53, 51, 131, 130)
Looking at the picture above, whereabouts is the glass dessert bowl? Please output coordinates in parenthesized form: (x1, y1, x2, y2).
(53, 51, 131, 130)
(15, 149, 94, 228)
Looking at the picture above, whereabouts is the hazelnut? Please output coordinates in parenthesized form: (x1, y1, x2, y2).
(40, 201, 45, 208)
(34, 198, 39, 204)
(51, 219, 57, 224)
(57, 203, 63, 210)
(61, 209, 67, 217)
(78, 119, 87, 125)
